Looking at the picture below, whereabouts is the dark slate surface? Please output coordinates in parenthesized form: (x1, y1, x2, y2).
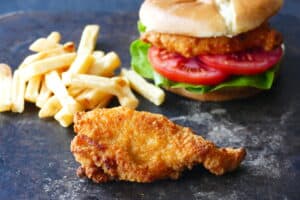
(0, 10, 299, 200)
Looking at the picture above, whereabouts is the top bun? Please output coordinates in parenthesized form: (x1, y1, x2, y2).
(139, 0, 283, 38)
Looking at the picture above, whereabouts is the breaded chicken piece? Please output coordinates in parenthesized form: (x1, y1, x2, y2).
(141, 24, 282, 57)
(71, 107, 246, 183)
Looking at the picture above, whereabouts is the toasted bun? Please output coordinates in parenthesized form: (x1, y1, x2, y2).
(165, 87, 262, 101)
(140, 0, 283, 37)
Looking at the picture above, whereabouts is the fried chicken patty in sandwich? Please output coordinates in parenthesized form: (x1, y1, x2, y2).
(130, 0, 284, 101)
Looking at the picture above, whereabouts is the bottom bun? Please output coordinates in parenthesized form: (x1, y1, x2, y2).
(165, 87, 262, 102)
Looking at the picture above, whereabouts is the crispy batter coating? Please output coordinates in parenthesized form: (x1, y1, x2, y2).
(141, 24, 282, 57)
(71, 107, 246, 183)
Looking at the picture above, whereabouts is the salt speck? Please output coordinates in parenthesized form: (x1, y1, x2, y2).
(233, 126, 246, 132)
(210, 108, 227, 115)
(192, 191, 239, 200)
(48, 162, 54, 168)
(170, 107, 288, 180)
(280, 111, 293, 125)
(245, 149, 281, 178)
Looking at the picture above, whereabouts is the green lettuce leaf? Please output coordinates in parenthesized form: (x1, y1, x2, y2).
(130, 39, 279, 94)
(130, 39, 153, 79)
(137, 21, 146, 34)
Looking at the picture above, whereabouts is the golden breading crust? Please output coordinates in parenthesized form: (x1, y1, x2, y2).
(141, 24, 282, 58)
(71, 107, 246, 183)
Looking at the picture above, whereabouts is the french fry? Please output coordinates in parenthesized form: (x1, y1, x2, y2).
(45, 71, 81, 110)
(75, 88, 112, 110)
(64, 25, 99, 75)
(18, 42, 75, 70)
(45, 71, 82, 127)
(77, 25, 100, 54)
(88, 51, 121, 76)
(47, 32, 61, 43)
(29, 38, 61, 52)
(35, 42, 75, 58)
(93, 50, 105, 58)
(1, 25, 165, 128)
(121, 69, 165, 106)
(36, 79, 52, 108)
(29, 32, 61, 52)
(67, 85, 85, 97)
(25, 75, 42, 103)
(20, 53, 76, 81)
(54, 107, 74, 127)
(11, 70, 26, 113)
(38, 96, 61, 118)
(96, 95, 113, 108)
(66, 74, 138, 109)
(63, 42, 76, 52)
(18, 54, 45, 69)
(65, 51, 94, 74)
(114, 77, 139, 109)
(0, 64, 13, 112)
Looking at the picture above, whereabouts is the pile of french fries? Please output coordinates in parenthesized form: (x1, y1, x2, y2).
(0, 25, 165, 127)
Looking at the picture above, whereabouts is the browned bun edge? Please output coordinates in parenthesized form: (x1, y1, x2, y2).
(165, 87, 263, 102)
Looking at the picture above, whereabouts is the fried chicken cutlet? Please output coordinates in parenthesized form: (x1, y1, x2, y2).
(141, 24, 282, 58)
(71, 107, 246, 183)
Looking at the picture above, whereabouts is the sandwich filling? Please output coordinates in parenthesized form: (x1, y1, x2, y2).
(141, 24, 282, 57)
(130, 22, 283, 94)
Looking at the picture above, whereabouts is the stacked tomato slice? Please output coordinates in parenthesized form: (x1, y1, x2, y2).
(148, 46, 283, 86)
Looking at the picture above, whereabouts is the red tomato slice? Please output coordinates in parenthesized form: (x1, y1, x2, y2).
(199, 47, 283, 75)
(148, 46, 229, 85)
